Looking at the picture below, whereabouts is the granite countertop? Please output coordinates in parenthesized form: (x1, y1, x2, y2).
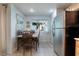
(74, 38, 79, 41)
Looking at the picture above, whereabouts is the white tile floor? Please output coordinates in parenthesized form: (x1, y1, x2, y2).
(33, 32, 57, 56)
(14, 31, 57, 56)
(11, 41, 57, 56)
(33, 42, 57, 56)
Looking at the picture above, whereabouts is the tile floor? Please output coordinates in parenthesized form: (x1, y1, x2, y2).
(11, 41, 56, 56)
(33, 42, 57, 56)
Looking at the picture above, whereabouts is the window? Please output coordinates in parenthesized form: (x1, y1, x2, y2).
(32, 21, 48, 32)
(16, 14, 24, 31)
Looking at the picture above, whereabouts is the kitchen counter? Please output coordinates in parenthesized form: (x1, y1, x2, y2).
(74, 38, 79, 56)
(74, 38, 79, 41)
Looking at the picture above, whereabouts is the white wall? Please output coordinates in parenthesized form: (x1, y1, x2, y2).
(11, 4, 25, 52)
(6, 4, 25, 55)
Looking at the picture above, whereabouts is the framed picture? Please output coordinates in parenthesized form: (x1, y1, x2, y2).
(16, 14, 24, 30)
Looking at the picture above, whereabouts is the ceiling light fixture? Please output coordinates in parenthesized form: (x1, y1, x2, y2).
(30, 8, 34, 13)
(49, 9, 53, 13)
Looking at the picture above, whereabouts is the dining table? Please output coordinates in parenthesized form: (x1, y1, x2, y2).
(16, 31, 39, 51)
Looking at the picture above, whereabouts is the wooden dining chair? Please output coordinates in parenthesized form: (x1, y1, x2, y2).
(21, 33, 36, 56)
(16, 30, 23, 51)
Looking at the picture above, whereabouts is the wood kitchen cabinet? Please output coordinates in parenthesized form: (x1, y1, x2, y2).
(65, 11, 79, 56)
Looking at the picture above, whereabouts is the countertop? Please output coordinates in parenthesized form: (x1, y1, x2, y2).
(74, 38, 79, 41)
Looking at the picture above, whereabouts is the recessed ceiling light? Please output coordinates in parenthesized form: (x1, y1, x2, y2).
(30, 8, 34, 13)
(49, 9, 53, 13)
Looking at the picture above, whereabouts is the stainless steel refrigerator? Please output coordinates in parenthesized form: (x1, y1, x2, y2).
(53, 11, 65, 56)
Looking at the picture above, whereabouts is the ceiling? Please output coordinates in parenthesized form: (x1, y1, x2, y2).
(14, 3, 71, 16)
